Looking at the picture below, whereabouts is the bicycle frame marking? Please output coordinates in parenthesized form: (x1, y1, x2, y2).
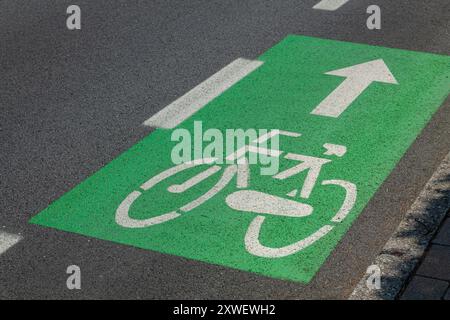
(115, 129, 357, 258)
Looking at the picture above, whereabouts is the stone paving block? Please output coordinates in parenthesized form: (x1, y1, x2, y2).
(401, 276, 449, 300)
(445, 288, 450, 300)
(416, 245, 450, 281)
(433, 218, 450, 246)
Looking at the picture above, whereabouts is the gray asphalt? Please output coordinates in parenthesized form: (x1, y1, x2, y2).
(0, 0, 449, 299)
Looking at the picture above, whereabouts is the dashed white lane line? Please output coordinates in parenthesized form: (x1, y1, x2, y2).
(143, 58, 264, 129)
(0, 231, 22, 255)
(313, 0, 350, 11)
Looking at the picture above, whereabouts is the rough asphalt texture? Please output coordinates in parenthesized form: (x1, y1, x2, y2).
(0, 0, 449, 299)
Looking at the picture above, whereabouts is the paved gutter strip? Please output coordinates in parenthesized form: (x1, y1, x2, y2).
(143, 58, 263, 129)
(349, 151, 450, 300)
(0, 232, 22, 255)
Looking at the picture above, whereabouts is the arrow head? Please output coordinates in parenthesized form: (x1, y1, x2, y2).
(325, 59, 398, 84)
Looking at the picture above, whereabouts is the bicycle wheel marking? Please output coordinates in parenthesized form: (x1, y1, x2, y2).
(30, 36, 450, 283)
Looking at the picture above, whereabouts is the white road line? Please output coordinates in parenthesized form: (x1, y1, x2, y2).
(0, 231, 22, 255)
(313, 0, 350, 11)
(143, 58, 264, 129)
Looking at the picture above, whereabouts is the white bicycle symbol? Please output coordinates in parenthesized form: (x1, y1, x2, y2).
(115, 130, 357, 258)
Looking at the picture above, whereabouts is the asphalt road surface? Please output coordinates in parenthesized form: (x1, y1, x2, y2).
(0, 0, 449, 299)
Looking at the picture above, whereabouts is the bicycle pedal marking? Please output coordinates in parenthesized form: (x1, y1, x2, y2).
(30, 36, 450, 283)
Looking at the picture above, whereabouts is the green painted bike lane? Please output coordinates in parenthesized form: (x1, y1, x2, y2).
(30, 36, 450, 283)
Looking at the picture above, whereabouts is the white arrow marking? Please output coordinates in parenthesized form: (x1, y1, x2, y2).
(311, 59, 398, 118)
(313, 0, 350, 11)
